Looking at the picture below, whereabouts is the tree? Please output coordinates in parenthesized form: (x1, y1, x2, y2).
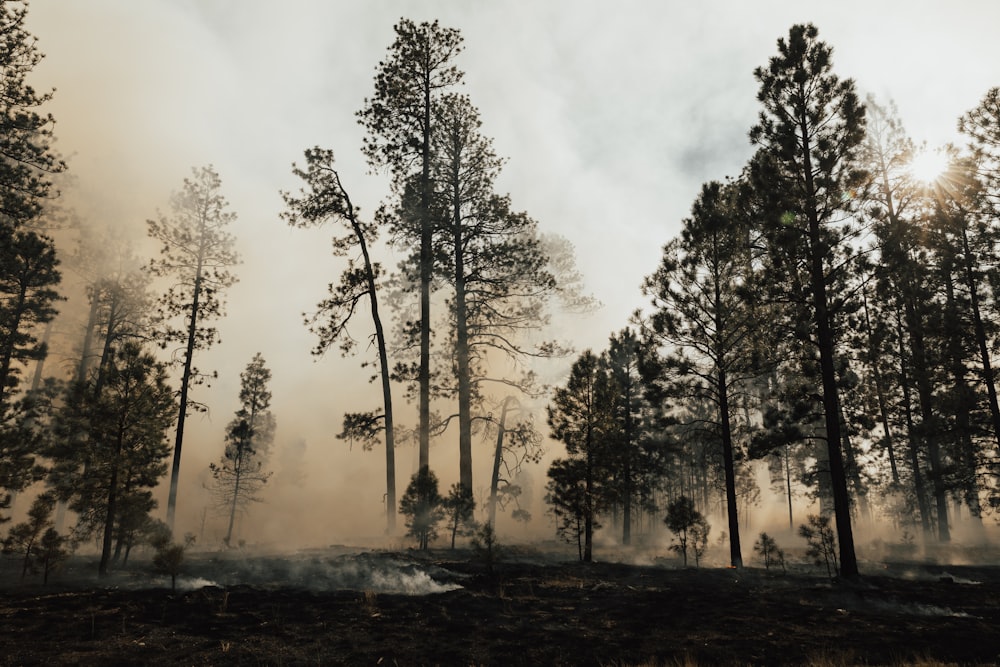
(0, 0, 65, 225)
(49, 342, 176, 576)
(441, 482, 475, 549)
(546, 351, 613, 562)
(210, 353, 274, 547)
(799, 514, 839, 578)
(664, 495, 709, 568)
(486, 395, 543, 528)
(600, 329, 665, 547)
(544, 457, 589, 561)
(281, 148, 398, 533)
(0, 377, 56, 523)
(470, 521, 502, 575)
(152, 530, 196, 592)
(0, 224, 61, 409)
(856, 98, 939, 535)
(359, 18, 464, 471)
(641, 179, 764, 567)
(753, 532, 785, 572)
(399, 467, 444, 550)
(749, 24, 867, 577)
(34, 527, 68, 584)
(0, 0, 65, 428)
(430, 93, 559, 493)
(147, 166, 240, 532)
(2, 491, 54, 580)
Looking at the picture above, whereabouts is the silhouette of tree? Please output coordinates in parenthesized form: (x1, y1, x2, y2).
(399, 467, 444, 550)
(441, 482, 475, 549)
(642, 179, 764, 567)
(147, 166, 240, 532)
(210, 353, 274, 547)
(50, 342, 175, 576)
(282, 148, 398, 533)
(546, 351, 614, 562)
(750, 24, 867, 577)
(359, 19, 464, 472)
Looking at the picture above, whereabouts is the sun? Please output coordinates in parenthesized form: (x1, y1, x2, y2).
(908, 148, 950, 184)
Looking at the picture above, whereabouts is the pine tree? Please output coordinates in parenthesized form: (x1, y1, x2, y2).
(749, 24, 867, 577)
(147, 166, 240, 532)
(281, 148, 398, 533)
(49, 342, 175, 576)
(399, 467, 444, 550)
(210, 353, 274, 547)
(358, 19, 464, 472)
(642, 179, 765, 567)
(430, 93, 560, 493)
(546, 351, 614, 562)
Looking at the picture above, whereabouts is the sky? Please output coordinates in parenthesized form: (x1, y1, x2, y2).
(24, 1, 1000, 545)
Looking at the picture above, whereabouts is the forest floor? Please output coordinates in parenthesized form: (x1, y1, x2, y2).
(0, 543, 998, 666)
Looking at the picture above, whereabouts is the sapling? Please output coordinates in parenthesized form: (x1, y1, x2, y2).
(753, 532, 786, 573)
(799, 514, 839, 578)
(471, 522, 503, 576)
(153, 532, 196, 592)
(35, 528, 69, 584)
(664, 496, 710, 567)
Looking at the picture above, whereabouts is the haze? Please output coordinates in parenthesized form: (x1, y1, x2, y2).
(20, 1, 1000, 546)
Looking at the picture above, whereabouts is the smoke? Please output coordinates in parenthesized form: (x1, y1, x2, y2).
(13, 1, 1000, 552)
(186, 550, 464, 595)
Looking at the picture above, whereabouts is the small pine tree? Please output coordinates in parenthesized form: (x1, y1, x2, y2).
(152, 531, 196, 592)
(470, 522, 503, 576)
(35, 528, 69, 584)
(2, 493, 55, 580)
(753, 532, 786, 572)
(690, 517, 710, 568)
(442, 483, 476, 549)
(664, 496, 709, 567)
(799, 514, 839, 578)
(398, 467, 443, 550)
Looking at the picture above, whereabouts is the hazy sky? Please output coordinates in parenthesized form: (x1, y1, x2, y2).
(26, 1, 1000, 544)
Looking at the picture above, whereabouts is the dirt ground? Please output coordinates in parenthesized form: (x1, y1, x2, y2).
(1, 545, 998, 666)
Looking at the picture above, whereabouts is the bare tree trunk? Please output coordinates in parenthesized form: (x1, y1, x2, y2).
(799, 105, 858, 577)
(959, 224, 1000, 455)
(488, 397, 512, 527)
(166, 261, 204, 533)
(99, 433, 124, 577)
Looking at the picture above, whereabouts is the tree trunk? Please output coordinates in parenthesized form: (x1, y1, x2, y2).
(99, 432, 124, 577)
(783, 444, 794, 531)
(799, 104, 858, 577)
(901, 284, 949, 541)
(166, 259, 204, 533)
(417, 70, 432, 473)
(862, 290, 900, 484)
(341, 184, 397, 535)
(718, 365, 743, 568)
(958, 224, 1000, 454)
(488, 397, 512, 527)
(943, 265, 984, 525)
(452, 178, 473, 493)
(0, 284, 28, 408)
(896, 310, 932, 535)
(77, 288, 102, 383)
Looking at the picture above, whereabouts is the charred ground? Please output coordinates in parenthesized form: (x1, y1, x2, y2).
(1, 545, 998, 666)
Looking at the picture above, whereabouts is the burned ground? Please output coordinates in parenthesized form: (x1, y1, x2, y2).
(0, 546, 998, 666)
